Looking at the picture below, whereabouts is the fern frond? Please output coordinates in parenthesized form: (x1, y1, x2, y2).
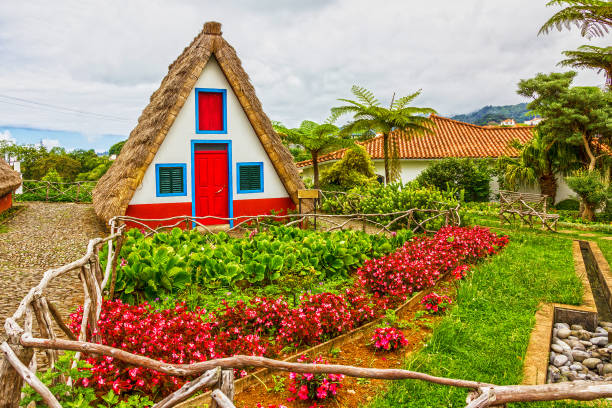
(391, 90, 422, 110)
(539, 0, 612, 38)
(350, 86, 380, 107)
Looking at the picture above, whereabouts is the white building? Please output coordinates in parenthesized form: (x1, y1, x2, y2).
(297, 115, 575, 203)
(92, 22, 304, 228)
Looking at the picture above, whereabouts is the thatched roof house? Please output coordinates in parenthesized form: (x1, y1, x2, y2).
(93, 22, 304, 227)
(0, 158, 21, 213)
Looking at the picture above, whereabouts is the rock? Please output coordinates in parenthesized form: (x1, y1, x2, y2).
(568, 335, 579, 341)
(572, 350, 590, 362)
(596, 327, 608, 334)
(583, 358, 602, 369)
(592, 351, 602, 358)
(571, 324, 584, 331)
(554, 338, 571, 351)
(554, 355, 569, 367)
(580, 340, 593, 347)
(560, 365, 571, 373)
(591, 336, 608, 347)
(576, 330, 592, 341)
(603, 364, 612, 375)
(566, 371, 579, 380)
(569, 363, 583, 371)
(600, 321, 612, 328)
(598, 363, 604, 375)
(555, 323, 570, 330)
(557, 328, 571, 339)
(572, 342, 586, 351)
(551, 344, 564, 353)
(550, 351, 557, 364)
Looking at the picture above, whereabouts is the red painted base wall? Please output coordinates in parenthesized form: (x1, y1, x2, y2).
(125, 197, 295, 230)
(0, 193, 12, 214)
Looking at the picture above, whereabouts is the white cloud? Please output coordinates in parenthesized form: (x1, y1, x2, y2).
(0, 0, 607, 134)
(0, 130, 16, 144)
(41, 139, 60, 149)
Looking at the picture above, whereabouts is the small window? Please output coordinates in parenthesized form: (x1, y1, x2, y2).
(156, 164, 187, 196)
(237, 162, 263, 193)
(195, 88, 227, 133)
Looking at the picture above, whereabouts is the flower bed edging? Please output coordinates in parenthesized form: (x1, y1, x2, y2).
(175, 284, 437, 408)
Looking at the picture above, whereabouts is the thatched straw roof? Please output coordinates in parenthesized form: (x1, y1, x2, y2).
(0, 158, 21, 197)
(93, 21, 305, 223)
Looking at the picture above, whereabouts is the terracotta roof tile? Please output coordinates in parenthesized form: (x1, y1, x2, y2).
(296, 115, 534, 168)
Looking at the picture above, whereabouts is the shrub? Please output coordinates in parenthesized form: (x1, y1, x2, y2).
(287, 355, 343, 404)
(320, 145, 376, 190)
(555, 198, 580, 211)
(371, 327, 408, 351)
(566, 170, 610, 221)
(415, 158, 491, 202)
(320, 182, 460, 229)
(421, 292, 453, 314)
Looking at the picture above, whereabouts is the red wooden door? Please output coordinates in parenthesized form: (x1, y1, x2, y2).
(194, 150, 228, 225)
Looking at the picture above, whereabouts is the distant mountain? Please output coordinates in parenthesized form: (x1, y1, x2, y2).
(451, 103, 535, 126)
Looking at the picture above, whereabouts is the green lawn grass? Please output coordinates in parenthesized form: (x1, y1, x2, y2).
(370, 228, 587, 407)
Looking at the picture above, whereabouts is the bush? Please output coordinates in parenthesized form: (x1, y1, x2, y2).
(320, 182, 460, 229)
(371, 326, 408, 351)
(555, 198, 580, 211)
(320, 145, 376, 190)
(566, 170, 610, 220)
(415, 158, 491, 202)
(287, 355, 343, 403)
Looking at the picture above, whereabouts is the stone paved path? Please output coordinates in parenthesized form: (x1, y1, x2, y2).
(0, 202, 106, 343)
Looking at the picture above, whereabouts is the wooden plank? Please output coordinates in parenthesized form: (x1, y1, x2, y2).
(297, 189, 320, 199)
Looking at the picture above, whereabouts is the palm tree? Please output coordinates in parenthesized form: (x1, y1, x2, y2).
(496, 131, 579, 203)
(329, 86, 436, 184)
(273, 120, 348, 189)
(539, 0, 612, 39)
(559, 45, 612, 90)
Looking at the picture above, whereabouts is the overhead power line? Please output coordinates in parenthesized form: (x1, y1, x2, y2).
(0, 93, 132, 122)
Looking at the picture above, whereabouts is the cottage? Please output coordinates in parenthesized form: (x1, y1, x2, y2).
(93, 22, 304, 228)
(297, 115, 575, 203)
(500, 118, 516, 126)
(0, 158, 21, 215)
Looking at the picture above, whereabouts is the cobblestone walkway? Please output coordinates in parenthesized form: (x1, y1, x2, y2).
(0, 202, 106, 343)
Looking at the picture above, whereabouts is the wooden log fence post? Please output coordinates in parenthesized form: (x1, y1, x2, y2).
(32, 298, 58, 369)
(211, 369, 235, 408)
(109, 234, 124, 300)
(152, 368, 221, 408)
(46, 300, 76, 341)
(0, 342, 34, 408)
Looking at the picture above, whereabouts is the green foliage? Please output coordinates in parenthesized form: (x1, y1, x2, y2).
(539, 0, 612, 39)
(559, 45, 612, 90)
(97, 390, 153, 408)
(517, 71, 612, 172)
(274, 120, 349, 188)
(42, 168, 64, 183)
(320, 145, 376, 189)
(320, 182, 460, 228)
(109, 140, 126, 156)
(330, 85, 436, 183)
(0, 142, 112, 182)
(15, 180, 95, 203)
(566, 170, 610, 220)
(416, 158, 491, 202)
(108, 226, 413, 303)
(21, 352, 96, 407)
(451, 103, 533, 126)
(555, 198, 580, 211)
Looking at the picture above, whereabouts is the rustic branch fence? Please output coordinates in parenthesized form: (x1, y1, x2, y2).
(15, 180, 96, 203)
(2, 209, 612, 407)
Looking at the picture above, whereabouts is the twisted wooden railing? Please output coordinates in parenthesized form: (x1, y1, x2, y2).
(15, 180, 96, 203)
(3, 211, 612, 407)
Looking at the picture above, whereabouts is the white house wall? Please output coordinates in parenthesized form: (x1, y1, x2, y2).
(130, 57, 289, 205)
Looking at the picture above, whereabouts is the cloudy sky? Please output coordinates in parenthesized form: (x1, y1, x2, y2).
(0, 0, 607, 151)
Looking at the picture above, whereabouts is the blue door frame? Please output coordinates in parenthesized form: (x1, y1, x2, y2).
(190, 140, 234, 227)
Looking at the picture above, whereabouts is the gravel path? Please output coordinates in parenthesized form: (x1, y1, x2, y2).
(0, 202, 106, 345)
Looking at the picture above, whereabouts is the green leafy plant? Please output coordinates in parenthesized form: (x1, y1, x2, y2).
(416, 158, 491, 202)
(566, 170, 610, 221)
(320, 145, 377, 190)
(21, 352, 95, 408)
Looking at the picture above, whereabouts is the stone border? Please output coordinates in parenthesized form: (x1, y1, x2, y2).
(522, 240, 608, 386)
(176, 285, 436, 407)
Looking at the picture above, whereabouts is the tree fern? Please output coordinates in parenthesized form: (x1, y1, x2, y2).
(539, 0, 612, 38)
(559, 45, 612, 89)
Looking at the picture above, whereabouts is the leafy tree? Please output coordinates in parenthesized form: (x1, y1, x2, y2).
(29, 154, 81, 181)
(415, 158, 491, 202)
(517, 71, 612, 172)
(109, 140, 126, 156)
(539, 0, 612, 39)
(496, 131, 579, 202)
(273, 120, 349, 189)
(330, 86, 436, 184)
(559, 45, 612, 90)
(320, 145, 376, 190)
(566, 170, 610, 220)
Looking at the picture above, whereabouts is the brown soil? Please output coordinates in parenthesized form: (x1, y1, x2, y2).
(234, 282, 456, 408)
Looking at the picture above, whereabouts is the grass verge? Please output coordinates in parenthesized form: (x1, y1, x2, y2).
(370, 230, 584, 407)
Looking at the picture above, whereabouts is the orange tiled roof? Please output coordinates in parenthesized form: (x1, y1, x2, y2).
(295, 115, 534, 168)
